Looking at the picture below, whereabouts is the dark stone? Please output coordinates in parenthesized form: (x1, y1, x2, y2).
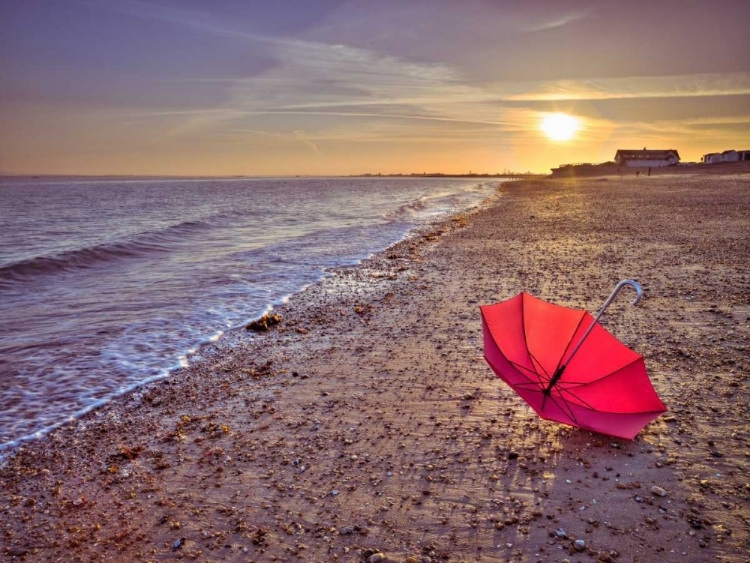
(246, 313, 283, 331)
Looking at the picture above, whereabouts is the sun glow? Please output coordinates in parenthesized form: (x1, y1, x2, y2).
(540, 113, 580, 141)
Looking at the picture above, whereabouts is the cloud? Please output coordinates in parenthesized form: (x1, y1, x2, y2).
(84, 1, 503, 127)
(83, 0, 750, 149)
(523, 6, 595, 32)
(503, 72, 750, 101)
(293, 130, 322, 155)
(211, 127, 323, 155)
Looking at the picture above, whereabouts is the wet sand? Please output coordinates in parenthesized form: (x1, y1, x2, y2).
(2, 173, 749, 562)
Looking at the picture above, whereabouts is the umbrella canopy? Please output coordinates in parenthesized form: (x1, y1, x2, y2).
(481, 280, 667, 440)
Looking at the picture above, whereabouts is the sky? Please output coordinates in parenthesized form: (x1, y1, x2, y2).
(1, 0, 748, 175)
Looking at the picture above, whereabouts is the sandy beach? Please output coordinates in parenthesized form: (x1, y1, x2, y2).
(1, 172, 748, 563)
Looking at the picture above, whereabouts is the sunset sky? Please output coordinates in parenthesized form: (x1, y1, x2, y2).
(1, 0, 748, 176)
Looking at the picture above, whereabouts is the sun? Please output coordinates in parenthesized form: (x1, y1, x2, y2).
(540, 113, 580, 141)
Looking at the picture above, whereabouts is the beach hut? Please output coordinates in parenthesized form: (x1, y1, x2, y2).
(614, 149, 680, 168)
(702, 150, 750, 163)
(702, 152, 722, 164)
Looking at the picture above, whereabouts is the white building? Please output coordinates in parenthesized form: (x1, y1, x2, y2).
(702, 152, 722, 164)
(614, 149, 680, 168)
(702, 150, 750, 163)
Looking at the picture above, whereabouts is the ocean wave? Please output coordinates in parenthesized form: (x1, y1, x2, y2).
(0, 177, 498, 451)
(383, 196, 431, 221)
(382, 184, 487, 222)
(0, 220, 211, 285)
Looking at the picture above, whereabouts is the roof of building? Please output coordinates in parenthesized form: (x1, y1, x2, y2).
(615, 149, 680, 160)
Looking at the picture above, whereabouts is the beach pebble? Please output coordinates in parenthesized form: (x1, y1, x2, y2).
(555, 528, 568, 539)
(340, 526, 354, 535)
(367, 552, 386, 563)
(574, 539, 586, 551)
(651, 485, 668, 497)
(172, 537, 185, 550)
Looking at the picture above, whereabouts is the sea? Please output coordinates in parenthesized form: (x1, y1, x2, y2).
(0, 176, 498, 451)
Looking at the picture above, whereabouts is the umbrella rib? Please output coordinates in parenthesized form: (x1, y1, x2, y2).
(553, 312, 588, 374)
(555, 403, 666, 416)
(528, 350, 551, 379)
(514, 381, 545, 390)
(482, 309, 543, 389)
(561, 357, 643, 387)
(546, 393, 579, 425)
(552, 385, 665, 415)
(508, 359, 540, 376)
(507, 358, 545, 387)
(557, 386, 598, 412)
(541, 384, 664, 416)
(551, 357, 661, 414)
(485, 354, 539, 388)
(519, 295, 538, 381)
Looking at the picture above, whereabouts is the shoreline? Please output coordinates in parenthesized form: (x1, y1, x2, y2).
(0, 179, 500, 453)
(2, 174, 748, 562)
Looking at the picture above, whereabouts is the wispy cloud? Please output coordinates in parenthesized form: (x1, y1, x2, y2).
(85, 1, 498, 128)
(84, 0, 750, 150)
(621, 114, 750, 137)
(504, 72, 750, 101)
(523, 6, 596, 32)
(293, 130, 321, 155)
(212, 127, 323, 155)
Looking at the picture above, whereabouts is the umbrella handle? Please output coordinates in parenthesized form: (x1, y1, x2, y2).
(594, 279, 643, 317)
(563, 279, 643, 367)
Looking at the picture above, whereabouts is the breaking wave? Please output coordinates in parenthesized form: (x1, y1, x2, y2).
(0, 220, 210, 285)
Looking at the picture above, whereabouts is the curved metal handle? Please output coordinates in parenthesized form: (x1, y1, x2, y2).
(562, 279, 643, 368)
(595, 279, 643, 317)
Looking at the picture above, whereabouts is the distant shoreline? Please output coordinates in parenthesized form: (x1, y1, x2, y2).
(1, 173, 546, 180)
(4, 161, 748, 182)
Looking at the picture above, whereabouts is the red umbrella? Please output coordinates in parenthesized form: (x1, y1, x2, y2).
(481, 280, 667, 440)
